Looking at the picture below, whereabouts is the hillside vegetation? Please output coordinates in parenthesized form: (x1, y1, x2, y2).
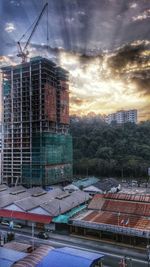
(71, 117, 150, 181)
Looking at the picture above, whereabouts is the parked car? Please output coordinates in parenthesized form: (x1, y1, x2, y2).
(1, 220, 9, 226)
(14, 223, 23, 229)
(37, 231, 49, 239)
(1, 220, 23, 229)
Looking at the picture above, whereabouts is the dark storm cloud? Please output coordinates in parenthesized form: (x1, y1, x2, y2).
(106, 42, 150, 96)
(108, 43, 149, 71)
(132, 76, 150, 96)
(1, 0, 150, 56)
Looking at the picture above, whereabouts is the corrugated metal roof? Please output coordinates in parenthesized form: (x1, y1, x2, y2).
(41, 191, 90, 216)
(35, 188, 63, 203)
(0, 184, 8, 192)
(0, 194, 15, 208)
(0, 247, 27, 267)
(72, 210, 150, 232)
(0, 188, 62, 210)
(14, 197, 40, 211)
(64, 184, 79, 191)
(9, 186, 26, 194)
(27, 187, 46, 196)
(0, 209, 52, 223)
(0, 186, 90, 220)
(73, 177, 99, 188)
(93, 178, 119, 192)
(12, 245, 53, 267)
(4, 204, 24, 212)
(0, 191, 31, 208)
(0, 258, 13, 267)
(36, 247, 104, 267)
(28, 207, 50, 216)
(83, 186, 103, 193)
(88, 194, 104, 210)
(88, 194, 150, 216)
(105, 193, 150, 203)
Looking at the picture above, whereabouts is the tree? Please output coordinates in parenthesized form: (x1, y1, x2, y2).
(70, 116, 150, 179)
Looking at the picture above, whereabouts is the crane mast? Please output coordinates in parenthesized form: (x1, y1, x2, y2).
(17, 2, 48, 63)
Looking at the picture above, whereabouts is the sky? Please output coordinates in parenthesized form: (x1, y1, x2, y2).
(0, 0, 150, 121)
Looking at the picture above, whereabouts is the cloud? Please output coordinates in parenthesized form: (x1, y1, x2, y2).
(5, 22, 16, 33)
(130, 3, 138, 9)
(65, 17, 75, 24)
(1, 38, 150, 120)
(58, 41, 150, 119)
(0, 55, 15, 67)
(108, 43, 146, 71)
(24, 40, 149, 119)
(70, 96, 90, 106)
(132, 9, 150, 22)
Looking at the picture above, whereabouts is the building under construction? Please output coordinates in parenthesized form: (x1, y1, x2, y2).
(1, 56, 72, 186)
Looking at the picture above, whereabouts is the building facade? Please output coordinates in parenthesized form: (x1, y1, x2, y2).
(105, 109, 137, 124)
(1, 57, 72, 186)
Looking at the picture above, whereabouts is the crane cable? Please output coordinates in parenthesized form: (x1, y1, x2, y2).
(47, 3, 49, 48)
(18, 17, 38, 43)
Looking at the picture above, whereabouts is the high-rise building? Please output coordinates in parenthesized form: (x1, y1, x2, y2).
(115, 110, 125, 124)
(105, 109, 137, 124)
(1, 57, 72, 186)
(125, 110, 137, 124)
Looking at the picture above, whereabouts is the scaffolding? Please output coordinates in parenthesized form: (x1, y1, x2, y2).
(1, 57, 72, 186)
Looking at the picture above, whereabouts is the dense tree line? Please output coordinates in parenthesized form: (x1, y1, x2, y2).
(70, 116, 150, 181)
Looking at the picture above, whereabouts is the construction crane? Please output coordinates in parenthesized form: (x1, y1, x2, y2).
(17, 2, 48, 63)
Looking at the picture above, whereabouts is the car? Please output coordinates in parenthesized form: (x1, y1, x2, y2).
(1, 220, 9, 226)
(37, 231, 49, 239)
(14, 223, 23, 229)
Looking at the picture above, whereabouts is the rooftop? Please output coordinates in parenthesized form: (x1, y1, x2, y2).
(71, 193, 150, 238)
(73, 177, 99, 188)
(0, 185, 90, 218)
(0, 247, 27, 267)
(36, 247, 104, 267)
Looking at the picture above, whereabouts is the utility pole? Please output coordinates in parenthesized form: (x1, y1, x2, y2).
(147, 245, 150, 267)
(32, 222, 35, 251)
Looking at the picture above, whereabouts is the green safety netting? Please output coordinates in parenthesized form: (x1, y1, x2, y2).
(52, 205, 86, 224)
(22, 133, 73, 186)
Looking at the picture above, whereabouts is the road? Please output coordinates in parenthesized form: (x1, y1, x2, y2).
(0, 227, 147, 267)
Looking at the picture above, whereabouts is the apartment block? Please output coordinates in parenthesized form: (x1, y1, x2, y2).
(105, 109, 137, 124)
